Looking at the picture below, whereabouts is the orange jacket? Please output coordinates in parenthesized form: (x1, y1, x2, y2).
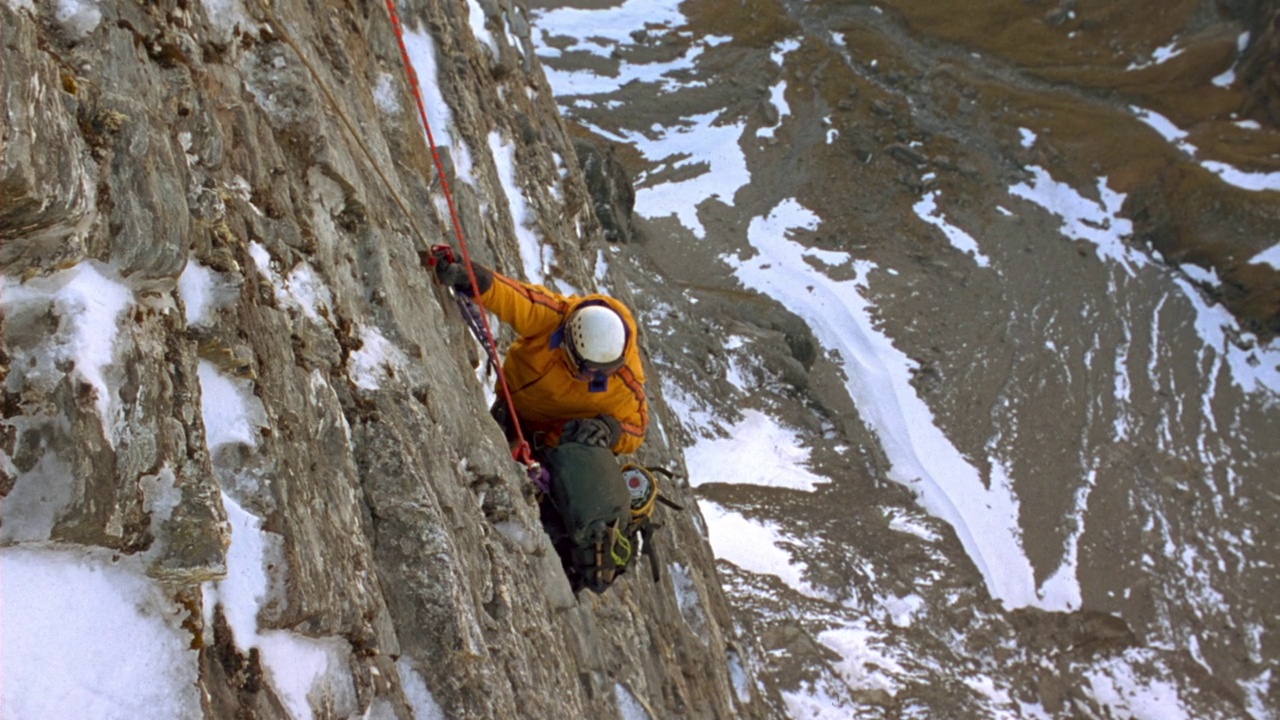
(479, 272, 648, 455)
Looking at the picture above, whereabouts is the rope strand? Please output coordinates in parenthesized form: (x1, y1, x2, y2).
(254, 0, 538, 470)
(383, 0, 535, 468)
(255, 0, 427, 250)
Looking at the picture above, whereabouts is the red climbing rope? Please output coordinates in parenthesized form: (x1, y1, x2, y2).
(383, 0, 536, 469)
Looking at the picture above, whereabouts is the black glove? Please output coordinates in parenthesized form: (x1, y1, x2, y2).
(430, 247, 493, 296)
(562, 415, 622, 449)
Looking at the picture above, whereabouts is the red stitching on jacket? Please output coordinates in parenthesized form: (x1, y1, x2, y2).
(498, 275, 566, 313)
(617, 366, 648, 435)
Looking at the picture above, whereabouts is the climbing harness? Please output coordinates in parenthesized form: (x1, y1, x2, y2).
(382, 0, 546, 486)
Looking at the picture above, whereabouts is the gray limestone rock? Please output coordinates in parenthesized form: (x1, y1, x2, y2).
(0, 6, 97, 273)
(0, 1, 761, 718)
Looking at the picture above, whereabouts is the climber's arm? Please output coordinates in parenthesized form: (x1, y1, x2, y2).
(479, 273, 569, 338)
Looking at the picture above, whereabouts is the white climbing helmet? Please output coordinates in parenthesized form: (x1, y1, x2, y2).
(565, 305, 627, 375)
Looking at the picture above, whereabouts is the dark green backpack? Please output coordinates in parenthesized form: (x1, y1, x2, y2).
(542, 442, 632, 593)
(541, 443, 678, 594)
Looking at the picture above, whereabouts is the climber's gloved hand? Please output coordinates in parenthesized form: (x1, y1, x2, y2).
(562, 415, 622, 449)
(427, 246, 493, 296)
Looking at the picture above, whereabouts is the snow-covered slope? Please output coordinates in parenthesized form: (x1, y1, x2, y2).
(528, 0, 1280, 717)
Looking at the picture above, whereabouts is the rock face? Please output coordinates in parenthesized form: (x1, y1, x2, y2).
(572, 136, 637, 244)
(1238, 0, 1280, 126)
(0, 1, 765, 717)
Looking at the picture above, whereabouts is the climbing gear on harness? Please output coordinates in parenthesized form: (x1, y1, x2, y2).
(564, 305, 627, 377)
(561, 415, 621, 449)
(622, 464, 685, 583)
(527, 463, 551, 494)
(623, 465, 656, 515)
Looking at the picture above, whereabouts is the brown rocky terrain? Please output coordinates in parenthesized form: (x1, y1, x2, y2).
(529, 0, 1279, 717)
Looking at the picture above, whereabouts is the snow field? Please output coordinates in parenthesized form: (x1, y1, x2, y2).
(400, 17, 570, 290)
(0, 546, 203, 719)
(467, 0, 498, 58)
(198, 361, 266, 449)
(630, 112, 750, 241)
(817, 625, 907, 697)
(697, 499, 829, 601)
(532, 0, 741, 241)
(348, 324, 410, 392)
(200, 0, 254, 37)
(373, 72, 402, 116)
(913, 190, 992, 268)
(1212, 32, 1251, 88)
(684, 409, 829, 492)
(1125, 39, 1185, 71)
(248, 242, 335, 326)
(527, 4, 1280, 716)
(727, 198, 1044, 609)
(179, 259, 238, 327)
(614, 683, 650, 720)
(756, 39, 800, 140)
(1009, 167, 1141, 275)
(52, 0, 101, 38)
(22, 247, 399, 716)
(1009, 168, 1280, 395)
(397, 657, 449, 719)
(667, 563, 714, 651)
(184, 266, 443, 718)
(1249, 243, 1280, 271)
(726, 648, 754, 705)
(203, 494, 361, 719)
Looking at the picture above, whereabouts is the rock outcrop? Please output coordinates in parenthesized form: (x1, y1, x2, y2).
(1238, 0, 1280, 126)
(0, 1, 767, 717)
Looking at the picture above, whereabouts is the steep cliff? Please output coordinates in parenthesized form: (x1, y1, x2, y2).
(0, 1, 766, 717)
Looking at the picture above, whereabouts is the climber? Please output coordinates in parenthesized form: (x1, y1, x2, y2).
(430, 248, 651, 594)
(430, 247, 648, 457)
